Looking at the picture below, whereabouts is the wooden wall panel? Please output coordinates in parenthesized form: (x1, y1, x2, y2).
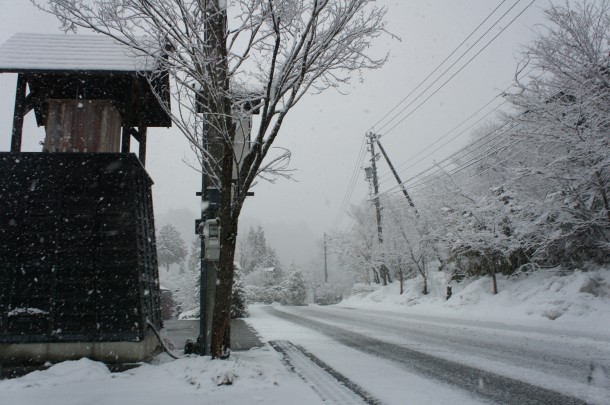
(45, 100, 122, 153)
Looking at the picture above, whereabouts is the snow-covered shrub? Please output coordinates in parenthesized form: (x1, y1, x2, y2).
(246, 285, 286, 304)
(231, 263, 249, 318)
(177, 262, 249, 319)
(280, 270, 307, 306)
(314, 284, 343, 305)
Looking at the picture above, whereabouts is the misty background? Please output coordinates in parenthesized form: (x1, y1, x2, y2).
(0, 0, 547, 270)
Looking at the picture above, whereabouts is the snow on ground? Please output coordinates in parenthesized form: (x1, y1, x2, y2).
(0, 348, 324, 405)
(2, 269, 608, 405)
(246, 305, 488, 405)
(340, 268, 610, 336)
(242, 269, 610, 404)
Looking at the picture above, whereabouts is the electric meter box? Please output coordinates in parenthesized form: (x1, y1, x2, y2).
(203, 219, 221, 261)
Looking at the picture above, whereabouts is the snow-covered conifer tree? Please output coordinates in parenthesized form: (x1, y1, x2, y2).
(157, 224, 188, 271)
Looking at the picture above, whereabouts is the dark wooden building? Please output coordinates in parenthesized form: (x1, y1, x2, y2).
(0, 33, 171, 364)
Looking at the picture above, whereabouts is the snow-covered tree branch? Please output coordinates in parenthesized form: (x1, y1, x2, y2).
(33, 0, 388, 358)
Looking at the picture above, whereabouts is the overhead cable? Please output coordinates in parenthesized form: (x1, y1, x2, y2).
(379, 0, 535, 137)
(368, 0, 510, 134)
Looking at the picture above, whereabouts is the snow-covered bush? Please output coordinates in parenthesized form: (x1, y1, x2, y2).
(280, 270, 307, 306)
(246, 285, 286, 304)
(245, 269, 306, 306)
(178, 262, 249, 319)
(231, 263, 249, 318)
(314, 283, 343, 305)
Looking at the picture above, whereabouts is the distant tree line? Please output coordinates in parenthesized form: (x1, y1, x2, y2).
(238, 226, 307, 306)
(335, 1, 610, 295)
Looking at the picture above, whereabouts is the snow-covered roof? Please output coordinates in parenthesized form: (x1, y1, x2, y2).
(0, 33, 158, 73)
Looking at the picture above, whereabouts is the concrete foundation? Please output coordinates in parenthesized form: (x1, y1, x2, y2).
(0, 334, 160, 366)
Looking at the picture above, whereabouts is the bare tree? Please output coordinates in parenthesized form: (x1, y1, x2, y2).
(337, 203, 380, 285)
(34, 0, 388, 357)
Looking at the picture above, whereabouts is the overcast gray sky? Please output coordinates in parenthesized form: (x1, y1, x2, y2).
(0, 0, 548, 266)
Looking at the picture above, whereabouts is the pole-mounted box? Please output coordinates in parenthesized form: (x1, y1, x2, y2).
(202, 218, 221, 261)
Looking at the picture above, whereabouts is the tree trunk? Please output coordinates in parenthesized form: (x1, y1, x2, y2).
(210, 210, 238, 358)
(372, 267, 380, 284)
(399, 271, 403, 295)
(380, 265, 388, 286)
(385, 266, 392, 283)
(491, 266, 498, 295)
(209, 125, 239, 358)
(595, 171, 610, 223)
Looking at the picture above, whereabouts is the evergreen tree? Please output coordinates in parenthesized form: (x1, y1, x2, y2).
(239, 225, 284, 276)
(264, 247, 284, 282)
(157, 224, 188, 271)
(281, 266, 307, 306)
(231, 263, 249, 318)
(187, 238, 201, 273)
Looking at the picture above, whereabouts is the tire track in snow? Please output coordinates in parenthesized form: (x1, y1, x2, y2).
(269, 340, 381, 405)
(267, 307, 586, 405)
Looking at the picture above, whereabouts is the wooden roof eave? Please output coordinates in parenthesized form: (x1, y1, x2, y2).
(1, 69, 172, 128)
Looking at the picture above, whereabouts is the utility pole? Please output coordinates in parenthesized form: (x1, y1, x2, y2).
(366, 132, 384, 244)
(197, 159, 207, 355)
(323, 233, 328, 283)
(365, 131, 390, 285)
(192, 1, 221, 355)
(194, 122, 219, 356)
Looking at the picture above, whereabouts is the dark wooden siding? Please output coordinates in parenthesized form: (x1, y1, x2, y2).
(0, 153, 161, 343)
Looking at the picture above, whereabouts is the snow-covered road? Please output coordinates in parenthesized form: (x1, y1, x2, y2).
(247, 305, 610, 404)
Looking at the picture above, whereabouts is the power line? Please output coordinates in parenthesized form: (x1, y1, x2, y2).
(386, 122, 519, 193)
(459, 143, 524, 182)
(377, 67, 538, 185)
(377, 98, 508, 186)
(333, 0, 536, 232)
(379, 0, 535, 136)
(330, 136, 368, 231)
(377, 67, 539, 187)
(407, 139, 521, 192)
(396, 126, 517, 192)
(368, 0, 509, 133)
(383, 119, 516, 194)
(372, 0, 524, 135)
(408, 138, 518, 190)
(330, 142, 365, 230)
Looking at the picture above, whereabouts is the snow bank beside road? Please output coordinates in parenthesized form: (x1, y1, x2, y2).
(0, 349, 324, 405)
(341, 269, 610, 335)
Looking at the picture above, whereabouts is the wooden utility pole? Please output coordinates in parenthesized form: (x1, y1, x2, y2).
(366, 132, 384, 244)
(323, 233, 328, 283)
(366, 132, 390, 285)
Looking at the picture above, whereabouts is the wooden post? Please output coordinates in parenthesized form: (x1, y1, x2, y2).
(121, 80, 134, 153)
(138, 127, 147, 166)
(11, 74, 27, 153)
(121, 127, 131, 152)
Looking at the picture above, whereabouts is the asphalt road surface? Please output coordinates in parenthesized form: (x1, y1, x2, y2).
(263, 305, 609, 404)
